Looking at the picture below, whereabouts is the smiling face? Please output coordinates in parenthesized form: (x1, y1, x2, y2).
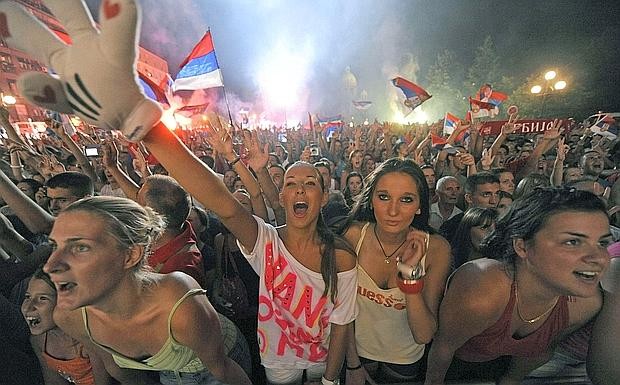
(21, 277, 57, 335)
(44, 211, 129, 310)
(372, 172, 420, 235)
(516, 211, 612, 298)
(279, 163, 327, 228)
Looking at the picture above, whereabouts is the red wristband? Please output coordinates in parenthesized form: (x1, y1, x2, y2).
(397, 273, 424, 294)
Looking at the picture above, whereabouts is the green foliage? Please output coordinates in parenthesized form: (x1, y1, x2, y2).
(425, 49, 467, 120)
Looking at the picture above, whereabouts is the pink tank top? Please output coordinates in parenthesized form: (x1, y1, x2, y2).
(456, 282, 569, 362)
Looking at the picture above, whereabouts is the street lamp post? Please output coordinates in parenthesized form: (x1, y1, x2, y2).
(530, 70, 567, 118)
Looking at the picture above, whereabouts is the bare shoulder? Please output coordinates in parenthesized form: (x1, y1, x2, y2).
(153, 271, 205, 303)
(342, 221, 365, 246)
(427, 233, 451, 260)
(446, 259, 511, 315)
(335, 249, 357, 272)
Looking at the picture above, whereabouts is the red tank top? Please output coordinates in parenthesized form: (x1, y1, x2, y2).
(455, 282, 569, 362)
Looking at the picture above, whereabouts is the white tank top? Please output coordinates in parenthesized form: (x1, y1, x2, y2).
(353, 223, 426, 364)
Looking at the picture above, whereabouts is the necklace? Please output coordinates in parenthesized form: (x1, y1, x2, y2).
(514, 281, 559, 324)
(374, 224, 408, 264)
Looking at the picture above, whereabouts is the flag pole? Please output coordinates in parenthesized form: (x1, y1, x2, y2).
(209, 28, 236, 135)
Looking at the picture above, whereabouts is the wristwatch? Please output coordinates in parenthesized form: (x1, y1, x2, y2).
(321, 376, 340, 385)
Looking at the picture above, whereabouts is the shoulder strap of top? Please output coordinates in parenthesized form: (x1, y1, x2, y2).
(167, 288, 207, 335)
(355, 222, 371, 255)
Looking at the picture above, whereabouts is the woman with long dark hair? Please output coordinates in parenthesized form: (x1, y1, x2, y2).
(341, 158, 451, 384)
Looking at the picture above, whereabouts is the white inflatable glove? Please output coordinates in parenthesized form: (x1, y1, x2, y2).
(0, 0, 162, 141)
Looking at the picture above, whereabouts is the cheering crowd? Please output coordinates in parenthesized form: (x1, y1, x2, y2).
(0, 1, 619, 385)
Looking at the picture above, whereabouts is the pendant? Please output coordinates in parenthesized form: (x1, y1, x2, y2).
(385, 258, 390, 264)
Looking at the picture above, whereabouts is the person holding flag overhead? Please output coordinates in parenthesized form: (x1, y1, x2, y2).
(392, 77, 432, 112)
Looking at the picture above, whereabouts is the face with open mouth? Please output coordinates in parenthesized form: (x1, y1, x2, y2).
(518, 211, 612, 298)
(279, 163, 327, 225)
(44, 210, 128, 310)
(21, 278, 57, 335)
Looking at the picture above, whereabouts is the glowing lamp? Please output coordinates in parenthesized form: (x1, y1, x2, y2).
(2, 94, 16, 105)
(554, 80, 567, 90)
(530, 85, 542, 94)
(544, 70, 556, 81)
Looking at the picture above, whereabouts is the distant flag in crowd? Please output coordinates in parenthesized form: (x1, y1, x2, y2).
(352, 100, 373, 110)
(443, 112, 461, 135)
(391, 77, 431, 110)
(469, 97, 499, 118)
(430, 133, 448, 149)
(477, 84, 493, 101)
(174, 30, 224, 91)
(488, 90, 508, 106)
(138, 71, 169, 105)
(307, 112, 314, 131)
(317, 114, 343, 137)
(589, 114, 618, 139)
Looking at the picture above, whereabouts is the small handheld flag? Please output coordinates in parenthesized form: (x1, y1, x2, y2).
(391, 77, 431, 110)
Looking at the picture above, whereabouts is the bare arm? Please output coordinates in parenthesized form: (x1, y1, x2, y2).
(550, 137, 568, 187)
(322, 322, 350, 383)
(101, 141, 140, 201)
(0, 168, 54, 234)
(142, 119, 258, 250)
(49, 120, 98, 186)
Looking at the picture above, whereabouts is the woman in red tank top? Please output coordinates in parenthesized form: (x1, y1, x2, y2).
(425, 188, 612, 385)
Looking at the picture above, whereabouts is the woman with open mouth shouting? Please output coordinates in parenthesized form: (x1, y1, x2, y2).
(425, 187, 613, 385)
(21, 267, 111, 385)
(44, 197, 252, 385)
(339, 158, 452, 384)
(142, 121, 358, 385)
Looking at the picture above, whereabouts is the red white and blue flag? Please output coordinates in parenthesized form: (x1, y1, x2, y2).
(391, 77, 431, 110)
(174, 31, 224, 91)
(138, 71, 169, 105)
(443, 112, 461, 135)
(589, 115, 618, 139)
(469, 97, 499, 118)
(488, 91, 508, 106)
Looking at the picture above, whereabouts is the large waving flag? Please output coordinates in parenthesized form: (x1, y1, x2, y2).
(174, 31, 224, 91)
(477, 84, 508, 107)
(589, 114, 618, 139)
(488, 91, 508, 106)
(391, 77, 431, 110)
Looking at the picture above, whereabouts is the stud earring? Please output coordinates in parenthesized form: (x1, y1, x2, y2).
(416, 209, 421, 215)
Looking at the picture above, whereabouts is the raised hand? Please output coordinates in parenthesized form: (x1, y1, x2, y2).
(543, 119, 564, 140)
(397, 229, 429, 276)
(204, 113, 235, 158)
(501, 114, 520, 135)
(480, 148, 496, 169)
(101, 141, 119, 169)
(242, 130, 269, 171)
(457, 151, 476, 166)
(0, 0, 162, 141)
(556, 137, 569, 162)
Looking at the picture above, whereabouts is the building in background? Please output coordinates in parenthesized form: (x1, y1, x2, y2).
(0, 0, 169, 126)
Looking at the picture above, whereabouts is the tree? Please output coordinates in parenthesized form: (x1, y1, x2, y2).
(465, 36, 502, 97)
(425, 49, 467, 121)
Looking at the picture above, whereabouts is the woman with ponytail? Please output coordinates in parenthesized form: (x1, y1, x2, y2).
(143, 122, 358, 385)
(425, 188, 612, 385)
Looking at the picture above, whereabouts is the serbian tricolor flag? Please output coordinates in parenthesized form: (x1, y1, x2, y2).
(174, 30, 224, 91)
(431, 133, 448, 149)
(317, 115, 343, 137)
(443, 112, 461, 135)
(391, 77, 431, 110)
(138, 71, 169, 105)
(589, 115, 618, 139)
(488, 91, 508, 106)
(469, 97, 499, 118)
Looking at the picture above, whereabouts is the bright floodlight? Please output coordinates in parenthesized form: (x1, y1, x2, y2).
(544, 70, 557, 81)
(554, 80, 567, 90)
(530, 85, 542, 94)
(257, 41, 311, 110)
(1, 94, 16, 105)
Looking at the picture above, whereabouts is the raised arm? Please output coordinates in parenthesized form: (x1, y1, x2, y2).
(550, 137, 569, 187)
(101, 141, 140, 201)
(48, 119, 99, 186)
(490, 115, 519, 156)
(143, 119, 258, 250)
(205, 127, 269, 222)
(0, 168, 54, 234)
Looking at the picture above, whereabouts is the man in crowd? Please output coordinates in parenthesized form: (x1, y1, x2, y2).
(429, 176, 462, 231)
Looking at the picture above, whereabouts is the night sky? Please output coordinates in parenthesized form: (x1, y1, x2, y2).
(84, 0, 620, 121)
